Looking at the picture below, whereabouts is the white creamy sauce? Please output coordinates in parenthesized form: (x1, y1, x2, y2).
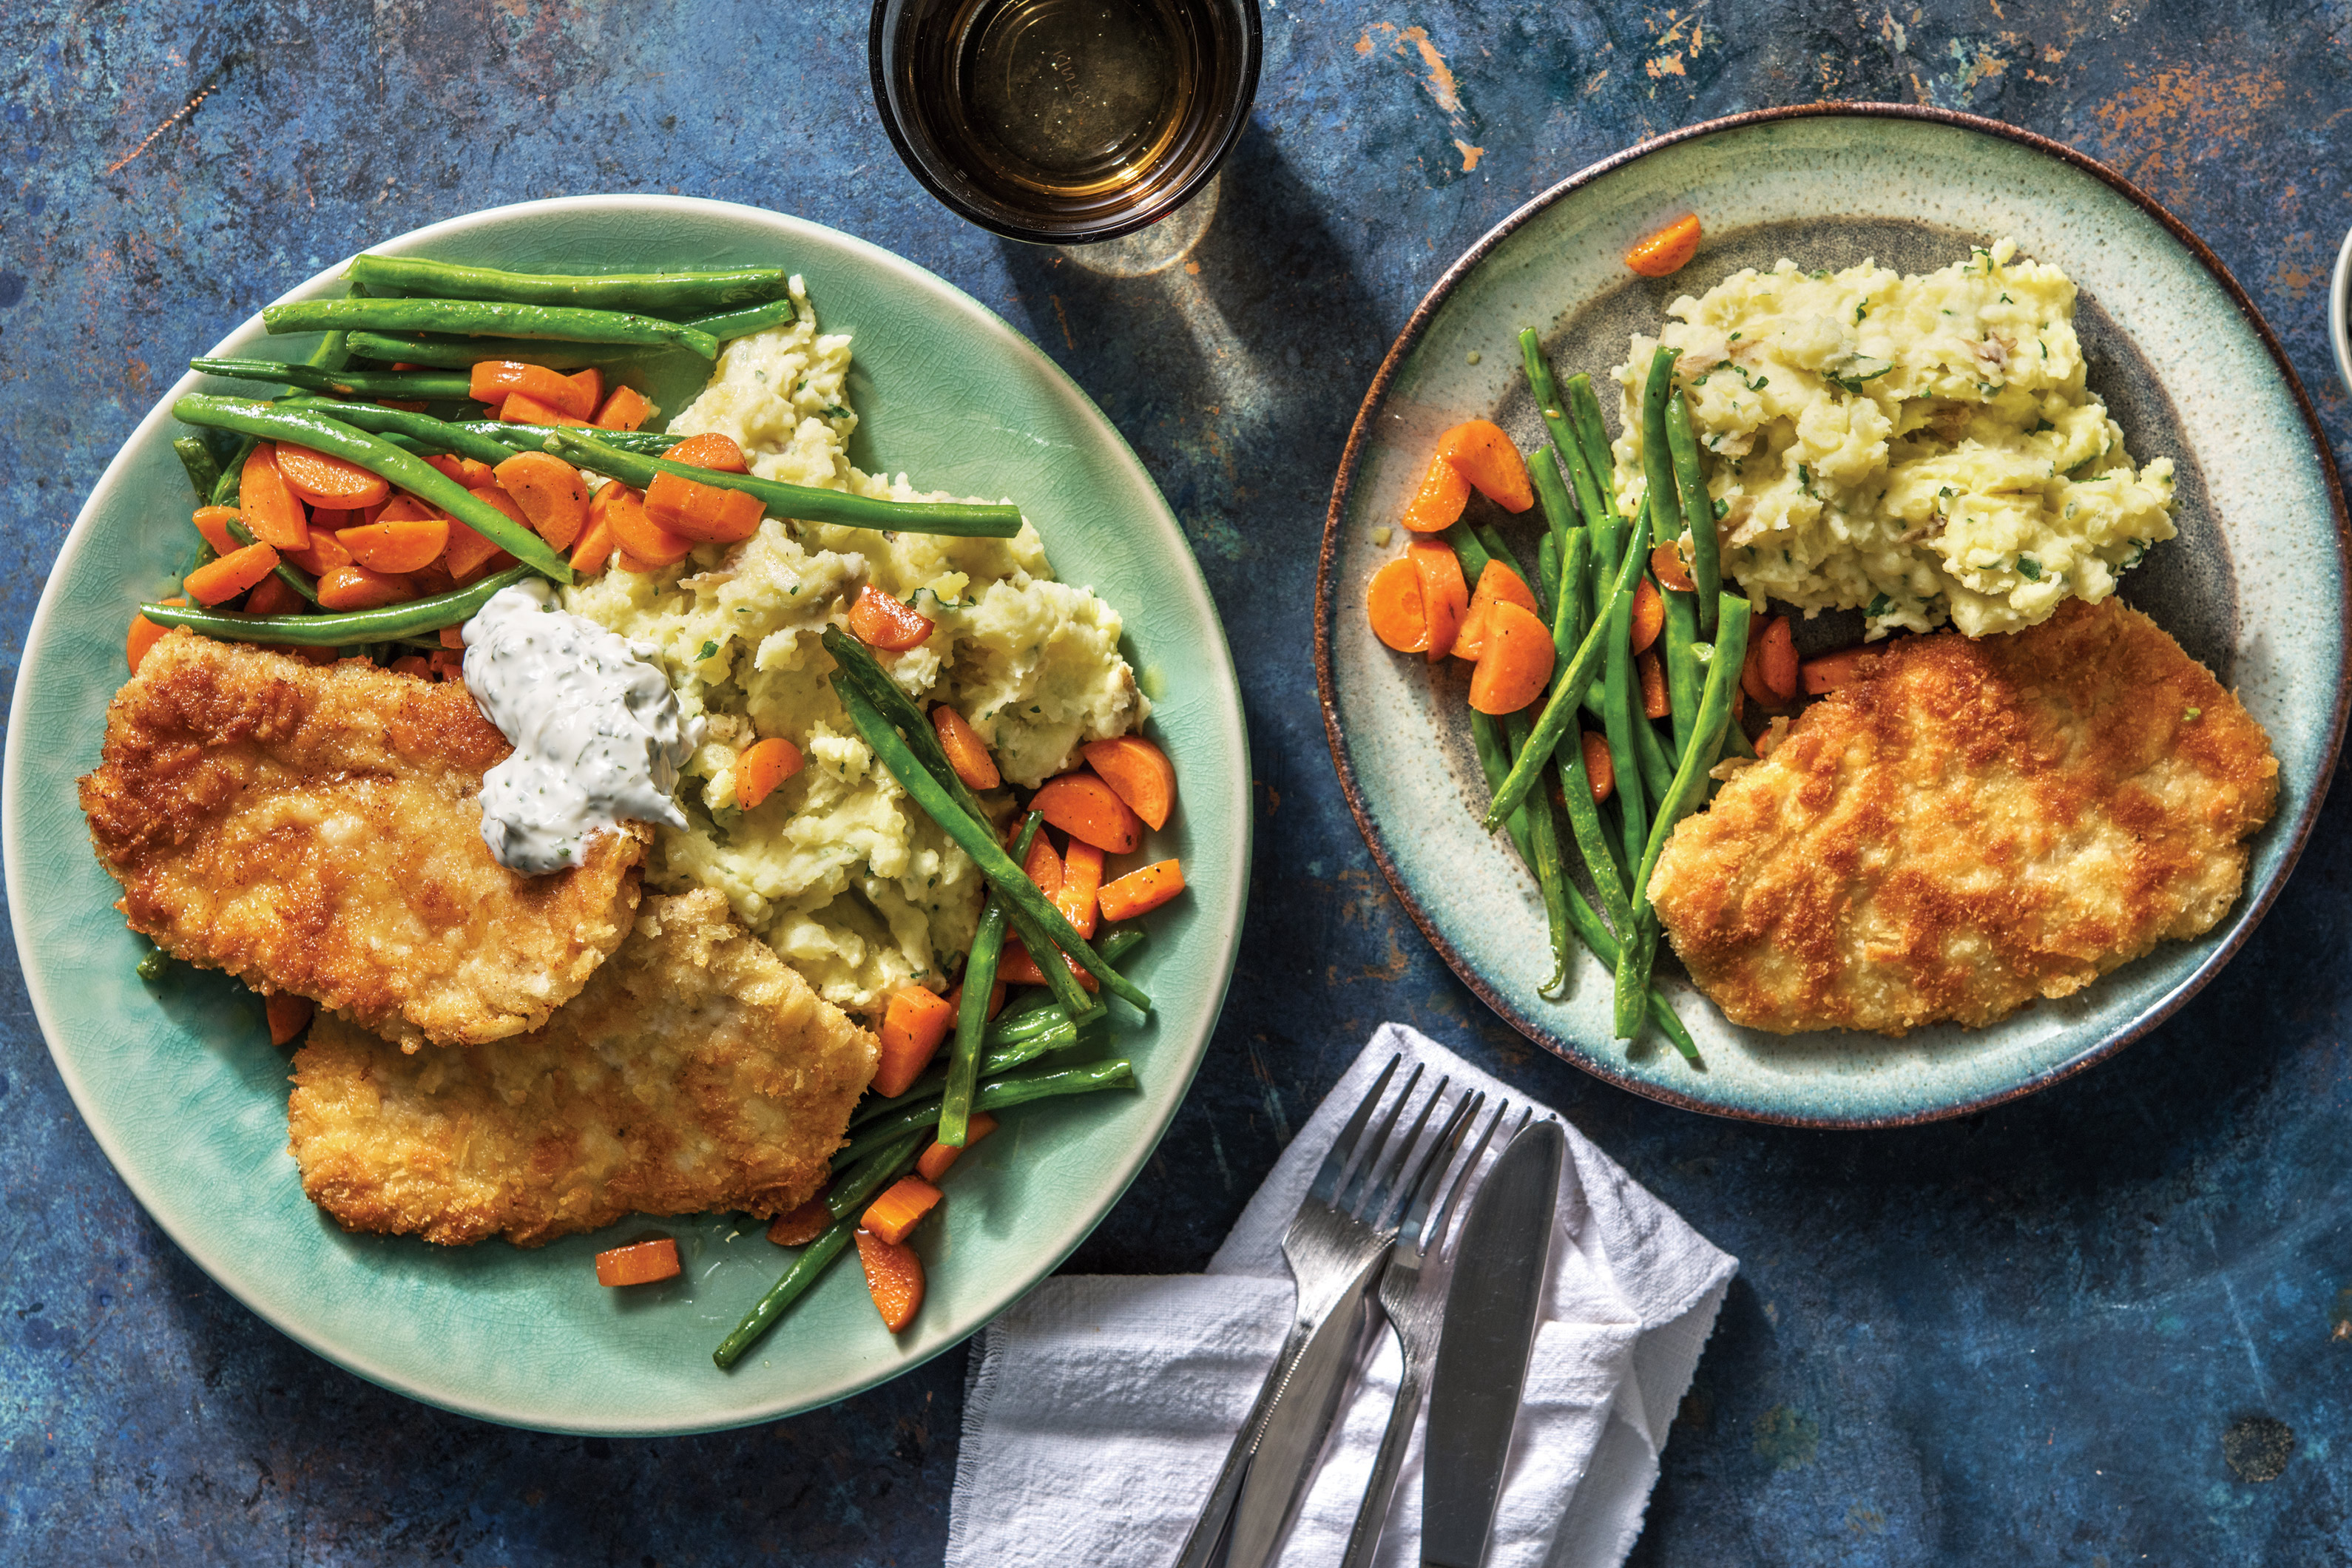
(462, 581, 703, 875)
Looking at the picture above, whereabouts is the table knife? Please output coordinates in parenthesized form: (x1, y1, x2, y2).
(1419, 1118, 1564, 1568)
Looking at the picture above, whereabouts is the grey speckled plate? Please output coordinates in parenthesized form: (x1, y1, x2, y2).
(1317, 105, 2349, 1127)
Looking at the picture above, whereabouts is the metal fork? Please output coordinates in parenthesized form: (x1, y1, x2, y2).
(1175, 1056, 1456, 1568)
(1338, 1102, 1529, 1568)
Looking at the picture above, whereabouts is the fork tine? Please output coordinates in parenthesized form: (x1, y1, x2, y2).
(1310, 1054, 1399, 1204)
(1339, 1062, 1424, 1211)
(1363, 1075, 1450, 1225)
(1393, 1090, 1482, 1241)
(1425, 1101, 1515, 1257)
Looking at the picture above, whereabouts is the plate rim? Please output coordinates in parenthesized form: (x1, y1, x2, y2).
(1314, 101, 2352, 1129)
(5, 192, 1251, 1430)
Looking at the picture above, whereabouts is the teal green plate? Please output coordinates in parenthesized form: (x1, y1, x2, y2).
(4, 196, 1248, 1432)
(1318, 106, 2350, 1127)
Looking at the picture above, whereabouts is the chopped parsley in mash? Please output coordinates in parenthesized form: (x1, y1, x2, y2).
(1614, 238, 2177, 638)
(564, 280, 1146, 1013)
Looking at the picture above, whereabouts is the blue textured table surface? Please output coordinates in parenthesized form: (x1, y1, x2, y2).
(6, 2, 2351, 1562)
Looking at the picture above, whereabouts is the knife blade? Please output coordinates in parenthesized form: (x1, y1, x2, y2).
(1419, 1118, 1564, 1568)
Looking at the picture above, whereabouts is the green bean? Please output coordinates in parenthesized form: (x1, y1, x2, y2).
(172, 437, 223, 503)
(135, 948, 170, 982)
(712, 1132, 922, 1371)
(1482, 504, 1649, 831)
(550, 430, 1024, 539)
(1665, 392, 1720, 638)
(1471, 711, 1537, 871)
(172, 396, 571, 582)
(274, 399, 522, 467)
(1536, 532, 1561, 632)
(345, 331, 655, 370)
(1529, 440, 1579, 556)
(1562, 375, 1623, 529)
(1658, 554, 1703, 760)
(263, 297, 720, 360)
(141, 565, 532, 646)
(1518, 334, 1587, 524)
(1547, 529, 1633, 922)
(686, 296, 805, 340)
(1450, 527, 1492, 592)
(1638, 345, 1686, 600)
(1631, 697, 1676, 805)
(831, 678, 1149, 1010)
(222, 516, 320, 605)
(211, 293, 362, 507)
(944, 813, 1037, 1146)
(1504, 710, 1575, 997)
(191, 357, 475, 402)
(851, 1016, 1085, 1129)
(349, 254, 791, 314)
(832, 1060, 1137, 1171)
(1596, 507, 1649, 871)
(459, 420, 677, 456)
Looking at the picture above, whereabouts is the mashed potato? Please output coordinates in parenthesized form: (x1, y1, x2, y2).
(564, 280, 1147, 1013)
(1613, 238, 2176, 638)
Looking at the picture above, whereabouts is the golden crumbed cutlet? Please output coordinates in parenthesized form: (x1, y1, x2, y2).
(78, 630, 646, 1050)
(1648, 598, 2279, 1036)
(286, 889, 879, 1247)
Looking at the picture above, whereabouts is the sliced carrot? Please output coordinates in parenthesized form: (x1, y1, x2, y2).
(1650, 541, 1696, 592)
(284, 527, 354, 577)
(1001, 937, 1095, 993)
(1021, 831, 1065, 900)
(1757, 614, 1798, 702)
(499, 390, 592, 428)
(595, 384, 652, 432)
(492, 451, 590, 550)
(316, 564, 415, 611)
(1638, 646, 1670, 718)
(917, 1112, 997, 1182)
(237, 445, 311, 550)
(569, 513, 616, 575)
(1098, 858, 1186, 922)
(1030, 770, 1142, 854)
(595, 483, 692, 567)
(1581, 729, 1615, 802)
(854, 1228, 925, 1332)
(1631, 577, 1664, 653)
(309, 507, 359, 533)
(337, 516, 448, 575)
(1626, 213, 1703, 278)
(767, 1196, 832, 1247)
(264, 992, 314, 1047)
(931, 705, 1001, 791)
(737, 736, 805, 808)
(441, 626, 466, 650)
(872, 985, 958, 1098)
(594, 1237, 680, 1287)
(1436, 420, 1535, 513)
(430, 650, 465, 682)
(275, 442, 391, 509)
(1801, 646, 1876, 695)
(470, 360, 596, 419)
(1453, 560, 1538, 663)
(612, 551, 660, 575)
(442, 518, 503, 581)
(1399, 450, 1472, 534)
(185, 541, 280, 606)
(644, 469, 764, 543)
(244, 574, 305, 617)
(1405, 539, 1469, 663)
(1058, 839, 1104, 939)
(848, 583, 936, 651)
(567, 366, 604, 413)
(862, 1175, 943, 1246)
(662, 431, 751, 473)
(1467, 601, 1555, 714)
(420, 453, 497, 489)
(390, 654, 433, 679)
(192, 504, 242, 555)
(128, 598, 187, 672)
(1080, 736, 1175, 831)
(943, 977, 1006, 1021)
(1368, 557, 1429, 653)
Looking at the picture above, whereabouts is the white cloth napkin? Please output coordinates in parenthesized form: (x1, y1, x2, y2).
(945, 1023, 1738, 1568)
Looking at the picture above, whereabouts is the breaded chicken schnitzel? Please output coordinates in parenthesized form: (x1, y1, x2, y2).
(1648, 598, 2277, 1035)
(80, 632, 646, 1050)
(287, 889, 879, 1246)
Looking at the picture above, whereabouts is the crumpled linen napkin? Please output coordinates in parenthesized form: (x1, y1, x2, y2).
(945, 1023, 1737, 1568)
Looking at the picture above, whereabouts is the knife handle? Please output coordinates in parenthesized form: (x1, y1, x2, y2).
(1172, 1312, 1317, 1568)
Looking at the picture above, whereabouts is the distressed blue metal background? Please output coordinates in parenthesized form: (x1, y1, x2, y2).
(4, 1, 2351, 1562)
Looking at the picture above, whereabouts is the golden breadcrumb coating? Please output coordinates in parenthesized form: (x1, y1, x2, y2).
(1648, 598, 2278, 1035)
(79, 631, 645, 1050)
(286, 889, 879, 1247)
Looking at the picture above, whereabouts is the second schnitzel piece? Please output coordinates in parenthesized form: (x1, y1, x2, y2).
(80, 632, 646, 1050)
(1649, 598, 2277, 1035)
(287, 889, 879, 1246)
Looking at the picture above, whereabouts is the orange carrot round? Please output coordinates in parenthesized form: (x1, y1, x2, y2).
(1080, 735, 1176, 831)
(1405, 540, 1469, 663)
(873, 985, 957, 1098)
(285, 527, 354, 578)
(336, 516, 449, 575)
(595, 385, 653, 432)
(598, 483, 693, 566)
(1801, 646, 1876, 695)
(470, 360, 596, 419)
(1030, 770, 1143, 854)
(127, 598, 187, 672)
(595, 1237, 681, 1287)
(316, 564, 416, 611)
(567, 366, 604, 413)
(1367, 557, 1430, 653)
(192, 504, 242, 555)
(737, 736, 805, 808)
(662, 431, 751, 473)
(917, 1112, 998, 1182)
(1626, 213, 1703, 278)
(498, 390, 589, 428)
(855, 1228, 925, 1332)
(1000, 936, 1096, 993)
(1581, 729, 1615, 802)
(931, 705, 1001, 791)
(237, 445, 311, 550)
(442, 518, 505, 582)
(1436, 420, 1535, 513)
(244, 574, 305, 618)
(185, 541, 281, 606)
(263, 992, 314, 1046)
(1630, 577, 1665, 654)
(1021, 831, 1065, 897)
(491, 451, 591, 550)
(1638, 646, 1670, 718)
(1453, 560, 1538, 663)
(1057, 839, 1105, 939)
(848, 584, 936, 651)
(1650, 541, 1696, 592)
(1097, 858, 1185, 922)
(1757, 614, 1798, 701)
(767, 1197, 833, 1247)
(862, 1175, 943, 1246)
(1467, 601, 1555, 714)
(275, 442, 392, 510)
(1399, 450, 1472, 533)
(645, 470, 764, 543)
